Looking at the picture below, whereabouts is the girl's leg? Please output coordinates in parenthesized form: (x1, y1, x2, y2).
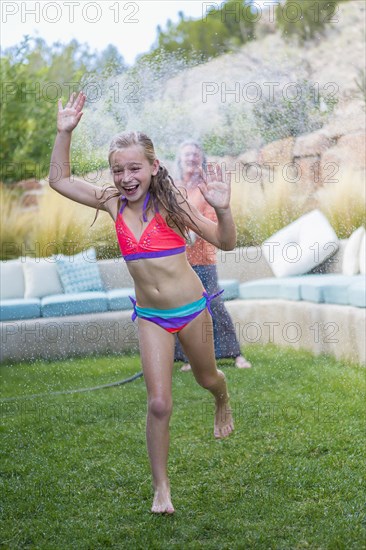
(177, 264, 251, 369)
(138, 318, 176, 513)
(177, 308, 234, 438)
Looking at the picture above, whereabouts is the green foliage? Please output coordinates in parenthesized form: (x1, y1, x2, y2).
(201, 78, 337, 156)
(202, 103, 257, 156)
(354, 68, 366, 111)
(276, 0, 342, 43)
(145, 0, 257, 64)
(253, 78, 338, 144)
(1, 347, 365, 548)
(0, 37, 126, 183)
(91, 44, 127, 77)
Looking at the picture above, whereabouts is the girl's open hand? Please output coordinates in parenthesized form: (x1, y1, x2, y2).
(197, 163, 231, 211)
(57, 92, 86, 133)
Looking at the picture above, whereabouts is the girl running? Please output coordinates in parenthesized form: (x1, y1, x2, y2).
(49, 92, 236, 515)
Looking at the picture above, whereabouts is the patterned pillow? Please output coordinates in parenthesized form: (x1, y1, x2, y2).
(54, 247, 105, 293)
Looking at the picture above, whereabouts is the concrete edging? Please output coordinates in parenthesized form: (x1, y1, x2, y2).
(1, 299, 365, 365)
(225, 299, 365, 365)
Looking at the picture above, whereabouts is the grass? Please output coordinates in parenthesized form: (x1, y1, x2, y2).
(0, 183, 119, 261)
(29, 184, 117, 259)
(2, 165, 365, 259)
(1, 344, 365, 549)
(231, 170, 309, 247)
(0, 186, 33, 259)
(314, 169, 366, 240)
(231, 167, 366, 247)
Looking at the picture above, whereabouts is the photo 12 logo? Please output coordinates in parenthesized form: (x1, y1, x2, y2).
(1, 1, 140, 24)
(201, 1, 340, 24)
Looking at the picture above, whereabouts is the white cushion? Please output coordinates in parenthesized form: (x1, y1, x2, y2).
(342, 226, 365, 276)
(358, 229, 366, 275)
(23, 257, 64, 299)
(262, 209, 339, 277)
(0, 259, 25, 299)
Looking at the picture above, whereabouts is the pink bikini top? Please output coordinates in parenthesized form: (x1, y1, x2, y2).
(115, 191, 186, 261)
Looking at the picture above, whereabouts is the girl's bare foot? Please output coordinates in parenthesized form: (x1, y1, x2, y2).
(180, 363, 192, 372)
(235, 355, 252, 369)
(214, 399, 234, 439)
(181, 357, 252, 371)
(151, 482, 175, 514)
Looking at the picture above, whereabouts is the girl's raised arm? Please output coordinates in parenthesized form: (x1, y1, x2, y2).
(49, 92, 113, 211)
(178, 163, 237, 251)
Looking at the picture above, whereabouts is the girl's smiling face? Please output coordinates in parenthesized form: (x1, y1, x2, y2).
(110, 145, 159, 201)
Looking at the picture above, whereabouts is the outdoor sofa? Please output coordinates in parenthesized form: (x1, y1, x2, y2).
(1, 238, 365, 365)
(0, 251, 238, 364)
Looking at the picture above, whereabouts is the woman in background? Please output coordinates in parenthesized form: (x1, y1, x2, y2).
(174, 140, 252, 371)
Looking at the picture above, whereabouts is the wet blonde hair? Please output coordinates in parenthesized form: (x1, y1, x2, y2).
(91, 131, 197, 236)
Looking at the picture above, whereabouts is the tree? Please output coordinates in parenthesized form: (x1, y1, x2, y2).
(145, 0, 257, 64)
(0, 37, 121, 183)
(91, 44, 127, 76)
(276, 0, 342, 43)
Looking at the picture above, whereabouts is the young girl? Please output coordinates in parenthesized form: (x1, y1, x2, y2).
(49, 91, 236, 515)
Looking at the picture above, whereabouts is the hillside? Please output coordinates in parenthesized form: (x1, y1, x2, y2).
(14, 1, 366, 206)
(157, 0, 365, 144)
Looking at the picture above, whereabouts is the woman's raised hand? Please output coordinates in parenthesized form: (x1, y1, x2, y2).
(197, 162, 231, 211)
(57, 91, 86, 133)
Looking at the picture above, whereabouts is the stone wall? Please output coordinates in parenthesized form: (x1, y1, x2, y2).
(7, 101, 365, 208)
(232, 101, 365, 191)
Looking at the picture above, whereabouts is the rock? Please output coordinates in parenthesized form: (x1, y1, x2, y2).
(20, 191, 43, 208)
(323, 102, 366, 140)
(293, 131, 334, 157)
(238, 149, 260, 165)
(237, 149, 261, 183)
(258, 137, 295, 167)
(241, 163, 262, 184)
(337, 132, 366, 155)
(320, 132, 366, 175)
(294, 157, 322, 191)
(14, 178, 42, 191)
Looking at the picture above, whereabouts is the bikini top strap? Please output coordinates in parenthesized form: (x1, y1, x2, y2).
(119, 195, 128, 214)
(142, 191, 150, 222)
(120, 191, 158, 220)
(142, 191, 159, 221)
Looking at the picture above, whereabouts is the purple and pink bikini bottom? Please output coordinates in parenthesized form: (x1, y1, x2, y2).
(129, 289, 224, 334)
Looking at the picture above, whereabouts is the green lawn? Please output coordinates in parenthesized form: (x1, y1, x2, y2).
(1, 345, 365, 549)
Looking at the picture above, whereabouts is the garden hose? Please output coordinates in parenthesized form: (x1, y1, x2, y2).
(0, 371, 144, 402)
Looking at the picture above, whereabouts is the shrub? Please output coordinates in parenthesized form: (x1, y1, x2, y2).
(314, 169, 366, 238)
(231, 167, 365, 246)
(0, 184, 120, 261)
(202, 103, 260, 156)
(231, 170, 311, 246)
(0, 185, 33, 260)
(253, 78, 337, 144)
(276, 0, 342, 43)
(354, 68, 366, 111)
